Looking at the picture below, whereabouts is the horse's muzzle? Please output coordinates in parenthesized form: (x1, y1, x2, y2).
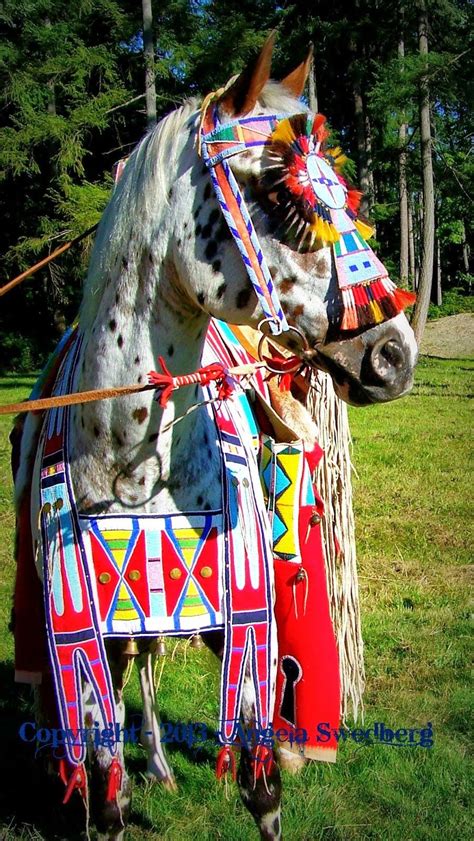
(312, 315, 418, 406)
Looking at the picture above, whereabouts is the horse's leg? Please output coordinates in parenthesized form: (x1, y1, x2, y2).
(237, 676, 283, 841)
(137, 649, 177, 790)
(203, 633, 283, 841)
(87, 641, 132, 841)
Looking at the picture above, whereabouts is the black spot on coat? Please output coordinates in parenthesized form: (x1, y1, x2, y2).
(236, 285, 252, 309)
(205, 240, 218, 260)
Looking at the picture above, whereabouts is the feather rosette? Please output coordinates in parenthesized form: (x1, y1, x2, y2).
(262, 113, 371, 250)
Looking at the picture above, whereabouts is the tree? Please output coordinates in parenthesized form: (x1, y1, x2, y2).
(142, 0, 157, 128)
(411, 1, 435, 342)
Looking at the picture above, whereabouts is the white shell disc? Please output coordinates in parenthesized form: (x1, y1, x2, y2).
(306, 153, 346, 209)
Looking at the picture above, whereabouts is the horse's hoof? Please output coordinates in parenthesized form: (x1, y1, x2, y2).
(278, 748, 307, 774)
(145, 771, 178, 792)
(161, 775, 178, 792)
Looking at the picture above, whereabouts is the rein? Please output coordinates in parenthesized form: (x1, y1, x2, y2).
(0, 359, 266, 416)
(0, 224, 98, 298)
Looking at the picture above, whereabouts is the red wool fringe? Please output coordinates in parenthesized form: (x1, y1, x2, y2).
(340, 280, 416, 332)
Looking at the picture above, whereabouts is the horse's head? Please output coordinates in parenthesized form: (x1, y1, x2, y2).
(170, 34, 417, 406)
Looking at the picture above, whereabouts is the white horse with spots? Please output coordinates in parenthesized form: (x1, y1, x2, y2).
(13, 36, 417, 841)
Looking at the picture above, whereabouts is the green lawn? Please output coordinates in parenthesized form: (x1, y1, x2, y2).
(0, 357, 472, 841)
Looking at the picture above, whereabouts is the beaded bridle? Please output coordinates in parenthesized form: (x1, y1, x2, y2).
(200, 99, 415, 338)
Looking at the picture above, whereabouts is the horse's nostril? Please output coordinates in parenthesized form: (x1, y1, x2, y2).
(380, 339, 404, 369)
(370, 338, 406, 383)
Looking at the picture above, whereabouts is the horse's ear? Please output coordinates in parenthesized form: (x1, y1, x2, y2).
(218, 30, 276, 117)
(280, 43, 313, 99)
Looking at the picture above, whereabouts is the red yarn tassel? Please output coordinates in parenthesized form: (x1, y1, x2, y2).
(216, 745, 237, 781)
(148, 357, 175, 407)
(393, 287, 417, 309)
(251, 745, 275, 780)
(61, 762, 88, 804)
(148, 359, 234, 407)
(106, 757, 123, 802)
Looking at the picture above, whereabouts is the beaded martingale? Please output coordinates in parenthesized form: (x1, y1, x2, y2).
(29, 324, 276, 772)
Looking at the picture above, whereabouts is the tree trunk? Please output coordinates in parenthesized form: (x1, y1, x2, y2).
(308, 52, 318, 112)
(434, 235, 442, 305)
(461, 220, 470, 274)
(349, 37, 371, 219)
(411, 3, 435, 344)
(408, 196, 417, 288)
(142, 0, 157, 129)
(398, 28, 409, 285)
(365, 109, 375, 206)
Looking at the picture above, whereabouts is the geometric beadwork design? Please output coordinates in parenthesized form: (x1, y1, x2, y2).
(83, 513, 224, 636)
(259, 437, 307, 562)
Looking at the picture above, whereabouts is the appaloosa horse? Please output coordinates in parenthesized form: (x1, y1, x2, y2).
(13, 33, 417, 841)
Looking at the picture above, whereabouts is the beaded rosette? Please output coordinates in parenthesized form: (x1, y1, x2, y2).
(263, 113, 416, 331)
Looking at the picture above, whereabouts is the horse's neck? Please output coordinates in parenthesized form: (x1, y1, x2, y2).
(68, 257, 222, 516)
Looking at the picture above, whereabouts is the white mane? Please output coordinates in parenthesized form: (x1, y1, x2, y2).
(79, 81, 305, 326)
(80, 98, 199, 323)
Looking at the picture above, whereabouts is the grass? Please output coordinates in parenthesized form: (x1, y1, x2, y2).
(0, 357, 472, 841)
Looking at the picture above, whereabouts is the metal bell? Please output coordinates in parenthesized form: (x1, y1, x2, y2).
(123, 637, 139, 657)
(156, 636, 166, 656)
(149, 636, 166, 656)
(190, 634, 204, 650)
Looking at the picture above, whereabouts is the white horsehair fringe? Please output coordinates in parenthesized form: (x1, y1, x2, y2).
(307, 371, 365, 723)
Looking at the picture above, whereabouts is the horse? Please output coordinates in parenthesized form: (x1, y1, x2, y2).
(11, 33, 418, 841)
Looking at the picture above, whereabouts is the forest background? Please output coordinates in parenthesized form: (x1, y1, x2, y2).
(0, 0, 472, 371)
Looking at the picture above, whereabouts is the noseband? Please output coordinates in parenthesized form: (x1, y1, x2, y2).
(199, 98, 416, 336)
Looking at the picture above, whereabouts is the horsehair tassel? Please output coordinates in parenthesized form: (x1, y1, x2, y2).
(216, 745, 237, 781)
(106, 757, 123, 802)
(148, 357, 235, 407)
(339, 278, 416, 332)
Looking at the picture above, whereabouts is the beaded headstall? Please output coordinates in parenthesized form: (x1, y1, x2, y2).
(200, 102, 416, 334)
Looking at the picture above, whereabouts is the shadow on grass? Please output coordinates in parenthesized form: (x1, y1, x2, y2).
(0, 661, 89, 840)
(0, 671, 217, 839)
(124, 701, 218, 771)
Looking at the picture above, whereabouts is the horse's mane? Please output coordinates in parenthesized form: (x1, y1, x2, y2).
(80, 81, 305, 324)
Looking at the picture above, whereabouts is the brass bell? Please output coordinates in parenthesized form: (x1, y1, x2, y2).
(190, 634, 204, 650)
(123, 637, 139, 657)
(148, 636, 166, 656)
(156, 636, 167, 657)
